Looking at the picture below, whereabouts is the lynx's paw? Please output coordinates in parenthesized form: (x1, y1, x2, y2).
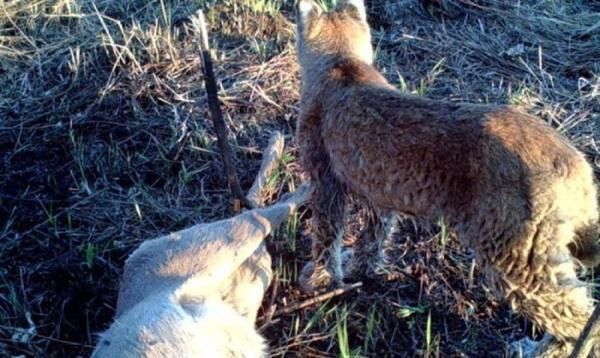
(340, 248, 359, 278)
(533, 340, 572, 358)
(510, 337, 539, 358)
(509, 335, 572, 358)
(372, 258, 401, 278)
(299, 262, 333, 293)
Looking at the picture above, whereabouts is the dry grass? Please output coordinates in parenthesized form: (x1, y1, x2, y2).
(0, 0, 598, 357)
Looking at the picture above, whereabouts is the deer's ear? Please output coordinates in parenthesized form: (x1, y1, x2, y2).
(297, 0, 322, 27)
(339, 0, 367, 21)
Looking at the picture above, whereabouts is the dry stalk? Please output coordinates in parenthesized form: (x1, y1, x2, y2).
(190, 10, 247, 210)
(273, 282, 363, 316)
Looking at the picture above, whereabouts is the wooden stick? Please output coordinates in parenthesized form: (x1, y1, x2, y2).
(569, 303, 600, 358)
(246, 131, 285, 208)
(273, 282, 363, 316)
(191, 11, 247, 210)
(257, 275, 280, 328)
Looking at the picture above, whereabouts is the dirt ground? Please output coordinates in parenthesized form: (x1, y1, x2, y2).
(1, 0, 598, 357)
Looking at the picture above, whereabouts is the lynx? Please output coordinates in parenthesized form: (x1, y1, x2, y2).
(295, 0, 599, 354)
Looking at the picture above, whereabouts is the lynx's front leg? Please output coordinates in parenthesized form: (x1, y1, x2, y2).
(299, 169, 346, 292)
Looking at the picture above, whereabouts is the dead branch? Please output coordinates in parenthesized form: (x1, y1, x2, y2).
(190, 10, 247, 210)
(246, 131, 285, 208)
(569, 303, 600, 358)
(273, 282, 363, 316)
(257, 275, 280, 329)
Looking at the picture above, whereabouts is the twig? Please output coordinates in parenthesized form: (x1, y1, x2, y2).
(246, 131, 285, 208)
(257, 274, 279, 329)
(569, 304, 600, 358)
(273, 282, 363, 316)
(190, 10, 247, 210)
(268, 334, 333, 356)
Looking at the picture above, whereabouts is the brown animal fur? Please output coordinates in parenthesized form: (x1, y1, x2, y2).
(295, 0, 600, 351)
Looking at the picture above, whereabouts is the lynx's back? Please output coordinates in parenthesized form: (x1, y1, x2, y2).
(320, 68, 589, 220)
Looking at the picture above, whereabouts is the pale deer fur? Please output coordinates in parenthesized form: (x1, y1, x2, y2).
(92, 133, 311, 358)
(295, 0, 599, 354)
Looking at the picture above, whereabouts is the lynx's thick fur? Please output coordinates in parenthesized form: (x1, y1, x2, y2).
(295, 0, 599, 353)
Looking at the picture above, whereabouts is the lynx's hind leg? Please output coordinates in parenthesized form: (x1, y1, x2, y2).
(374, 212, 400, 276)
(340, 207, 399, 279)
(569, 190, 600, 268)
(569, 221, 600, 268)
(564, 161, 600, 268)
(485, 216, 594, 354)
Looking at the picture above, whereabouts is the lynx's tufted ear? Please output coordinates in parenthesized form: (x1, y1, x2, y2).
(297, 0, 322, 27)
(339, 0, 367, 21)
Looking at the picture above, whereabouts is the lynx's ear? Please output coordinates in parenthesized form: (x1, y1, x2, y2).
(339, 0, 367, 21)
(297, 0, 322, 27)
